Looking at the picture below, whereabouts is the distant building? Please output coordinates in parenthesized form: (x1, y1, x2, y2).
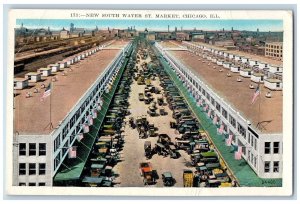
(175, 32, 190, 41)
(146, 32, 156, 41)
(60, 28, 70, 39)
(191, 33, 205, 42)
(214, 39, 235, 47)
(265, 42, 283, 61)
(156, 32, 172, 40)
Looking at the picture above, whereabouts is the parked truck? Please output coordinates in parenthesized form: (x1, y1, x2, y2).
(183, 169, 193, 187)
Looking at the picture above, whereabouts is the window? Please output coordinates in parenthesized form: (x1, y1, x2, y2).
(273, 142, 280, 154)
(211, 97, 215, 106)
(254, 157, 257, 168)
(264, 161, 270, 173)
(39, 163, 46, 175)
(29, 163, 36, 175)
(39, 143, 46, 156)
(206, 93, 210, 101)
(237, 123, 246, 138)
(54, 135, 61, 152)
(222, 108, 228, 119)
(276, 83, 280, 88)
(254, 138, 257, 150)
(19, 163, 26, 175)
(19, 183, 26, 186)
(273, 161, 279, 172)
(216, 102, 220, 112)
(251, 153, 254, 164)
(247, 133, 251, 143)
(265, 142, 271, 154)
(229, 115, 236, 128)
(29, 143, 36, 156)
(28, 183, 36, 186)
(19, 143, 26, 156)
(38, 183, 46, 186)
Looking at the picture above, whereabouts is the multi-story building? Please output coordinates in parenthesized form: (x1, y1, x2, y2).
(13, 40, 132, 186)
(265, 42, 283, 61)
(156, 41, 283, 179)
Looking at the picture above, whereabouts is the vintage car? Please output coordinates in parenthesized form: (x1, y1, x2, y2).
(162, 172, 175, 186)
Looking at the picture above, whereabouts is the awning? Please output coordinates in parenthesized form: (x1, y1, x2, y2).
(53, 55, 131, 183)
(82, 177, 104, 184)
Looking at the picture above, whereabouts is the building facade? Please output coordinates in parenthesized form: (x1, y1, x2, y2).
(155, 41, 283, 179)
(265, 42, 283, 61)
(13, 42, 132, 186)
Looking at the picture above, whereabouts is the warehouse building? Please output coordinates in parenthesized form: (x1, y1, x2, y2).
(156, 41, 283, 179)
(13, 40, 132, 186)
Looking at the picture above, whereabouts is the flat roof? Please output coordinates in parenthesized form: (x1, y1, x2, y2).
(105, 40, 129, 49)
(187, 41, 227, 51)
(182, 41, 283, 66)
(227, 50, 283, 66)
(38, 67, 51, 71)
(169, 50, 282, 134)
(265, 78, 282, 83)
(157, 41, 183, 49)
(25, 72, 42, 76)
(14, 42, 126, 135)
(14, 78, 28, 82)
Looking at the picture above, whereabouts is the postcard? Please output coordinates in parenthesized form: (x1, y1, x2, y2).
(5, 9, 293, 196)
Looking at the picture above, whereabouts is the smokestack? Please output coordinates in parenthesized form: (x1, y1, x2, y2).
(168, 25, 169, 32)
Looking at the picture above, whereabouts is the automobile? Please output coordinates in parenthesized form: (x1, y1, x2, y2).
(138, 93, 144, 101)
(159, 108, 167, 115)
(183, 169, 193, 187)
(162, 172, 175, 186)
(144, 141, 152, 159)
(139, 162, 157, 185)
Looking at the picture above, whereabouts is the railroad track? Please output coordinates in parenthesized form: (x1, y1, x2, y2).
(14, 38, 113, 77)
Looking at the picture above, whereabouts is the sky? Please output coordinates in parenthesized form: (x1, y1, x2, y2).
(16, 19, 283, 32)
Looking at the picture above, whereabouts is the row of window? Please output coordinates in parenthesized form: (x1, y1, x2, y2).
(53, 74, 107, 153)
(169, 52, 247, 140)
(265, 142, 280, 154)
(247, 150, 257, 168)
(247, 133, 258, 151)
(266, 44, 282, 49)
(19, 182, 45, 186)
(266, 49, 282, 53)
(53, 54, 124, 172)
(19, 143, 46, 156)
(264, 161, 280, 173)
(19, 163, 46, 175)
(266, 53, 283, 58)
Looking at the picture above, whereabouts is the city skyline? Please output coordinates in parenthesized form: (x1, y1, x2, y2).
(16, 19, 283, 32)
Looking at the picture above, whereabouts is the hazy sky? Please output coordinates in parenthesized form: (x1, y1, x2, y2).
(16, 19, 283, 32)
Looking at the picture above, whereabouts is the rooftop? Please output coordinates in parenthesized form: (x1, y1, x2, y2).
(185, 41, 283, 66)
(157, 41, 183, 49)
(14, 41, 127, 135)
(105, 40, 129, 49)
(14, 78, 28, 82)
(169, 50, 282, 134)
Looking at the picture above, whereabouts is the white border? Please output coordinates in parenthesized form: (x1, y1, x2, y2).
(5, 9, 293, 196)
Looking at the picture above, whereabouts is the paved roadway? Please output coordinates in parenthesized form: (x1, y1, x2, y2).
(113, 52, 194, 187)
